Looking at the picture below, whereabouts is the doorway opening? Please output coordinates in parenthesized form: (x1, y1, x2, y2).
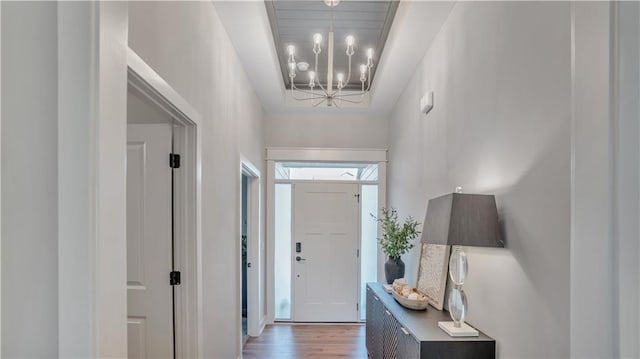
(126, 89, 175, 358)
(126, 50, 201, 358)
(272, 161, 380, 322)
(240, 158, 264, 349)
(241, 174, 249, 344)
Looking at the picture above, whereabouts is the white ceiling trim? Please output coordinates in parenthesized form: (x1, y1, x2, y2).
(266, 147, 388, 162)
(213, 0, 455, 116)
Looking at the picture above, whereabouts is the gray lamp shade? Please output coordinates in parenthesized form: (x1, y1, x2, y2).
(421, 193, 504, 248)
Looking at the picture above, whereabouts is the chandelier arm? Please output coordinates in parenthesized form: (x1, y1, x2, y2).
(334, 96, 366, 104)
(316, 82, 327, 92)
(331, 79, 369, 99)
(334, 92, 368, 98)
(290, 92, 329, 101)
(313, 98, 328, 107)
(332, 81, 368, 103)
(291, 90, 327, 101)
(290, 91, 327, 101)
(344, 54, 353, 87)
(291, 84, 328, 98)
(290, 84, 329, 100)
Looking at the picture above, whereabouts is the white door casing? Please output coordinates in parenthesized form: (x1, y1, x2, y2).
(240, 158, 264, 341)
(293, 182, 360, 322)
(127, 124, 174, 358)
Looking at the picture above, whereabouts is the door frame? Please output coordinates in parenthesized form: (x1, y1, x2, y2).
(265, 148, 387, 324)
(127, 48, 203, 358)
(240, 157, 265, 343)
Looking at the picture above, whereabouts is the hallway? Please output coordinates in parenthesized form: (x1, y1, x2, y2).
(243, 325, 366, 359)
(2, 1, 638, 358)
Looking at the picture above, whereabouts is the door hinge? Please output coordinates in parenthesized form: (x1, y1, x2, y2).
(357, 249, 360, 258)
(169, 153, 181, 169)
(355, 193, 360, 203)
(170, 271, 181, 286)
(357, 302, 359, 311)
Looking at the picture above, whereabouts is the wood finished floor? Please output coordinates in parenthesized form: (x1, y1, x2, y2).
(242, 324, 367, 359)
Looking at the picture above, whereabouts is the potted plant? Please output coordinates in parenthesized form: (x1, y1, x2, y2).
(375, 207, 421, 284)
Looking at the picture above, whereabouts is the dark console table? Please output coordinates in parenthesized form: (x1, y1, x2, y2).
(366, 282, 495, 359)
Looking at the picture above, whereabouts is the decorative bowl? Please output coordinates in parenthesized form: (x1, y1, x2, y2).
(392, 288, 429, 311)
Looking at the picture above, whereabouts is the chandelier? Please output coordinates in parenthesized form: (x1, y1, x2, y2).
(285, 0, 375, 107)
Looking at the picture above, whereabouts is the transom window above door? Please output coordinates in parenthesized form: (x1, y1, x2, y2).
(275, 161, 378, 181)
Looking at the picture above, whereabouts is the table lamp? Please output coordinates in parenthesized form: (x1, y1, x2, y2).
(421, 189, 504, 337)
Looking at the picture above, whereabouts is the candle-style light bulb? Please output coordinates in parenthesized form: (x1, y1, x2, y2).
(337, 73, 344, 89)
(360, 64, 367, 74)
(313, 33, 323, 45)
(287, 45, 295, 56)
(367, 48, 374, 59)
(346, 35, 355, 46)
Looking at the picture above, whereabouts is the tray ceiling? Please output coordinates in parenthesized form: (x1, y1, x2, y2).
(266, 1, 398, 91)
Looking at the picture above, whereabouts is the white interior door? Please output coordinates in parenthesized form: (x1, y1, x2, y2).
(293, 182, 360, 322)
(127, 124, 174, 358)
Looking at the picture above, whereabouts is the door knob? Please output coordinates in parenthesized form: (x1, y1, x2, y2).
(295, 256, 306, 262)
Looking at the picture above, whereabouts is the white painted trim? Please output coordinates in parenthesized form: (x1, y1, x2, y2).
(56, 3, 131, 355)
(93, 3, 129, 356)
(0, 2, 3, 351)
(240, 156, 265, 345)
(266, 160, 277, 324)
(275, 179, 379, 185)
(126, 47, 203, 359)
(377, 162, 388, 283)
(266, 147, 387, 162)
(241, 156, 261, 178)
(127, 49, 200, 128)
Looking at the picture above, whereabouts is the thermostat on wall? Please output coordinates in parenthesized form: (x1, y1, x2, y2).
(420, 91, 434, 115)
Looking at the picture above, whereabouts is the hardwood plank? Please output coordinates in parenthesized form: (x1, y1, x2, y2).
(243, 324, 367, 359)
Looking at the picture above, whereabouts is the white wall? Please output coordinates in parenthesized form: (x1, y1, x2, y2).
(128, 2, 265, 358)
(571, 2, 615, 357)
(3, 2, 129, 356)
(613, 3, 640, 357)
(266, 112, 388, 149)
(387, 2, 572, 358)
(58, 2, 94, 356)
(1, 2, 59, 357)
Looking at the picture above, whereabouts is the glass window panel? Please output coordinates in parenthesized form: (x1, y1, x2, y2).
(274, 184, 292, 320)
(360, 184, 379, 320)
(275, 162, 378, 181)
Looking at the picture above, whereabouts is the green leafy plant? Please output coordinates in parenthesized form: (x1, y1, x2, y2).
(373, 207, 421, 259)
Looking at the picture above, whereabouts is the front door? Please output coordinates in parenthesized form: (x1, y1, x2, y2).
(293, 182, 360, 322)
(126, 124, 174, 358)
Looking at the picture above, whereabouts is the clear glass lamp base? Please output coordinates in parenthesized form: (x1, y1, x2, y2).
(440, 246, 479, 337)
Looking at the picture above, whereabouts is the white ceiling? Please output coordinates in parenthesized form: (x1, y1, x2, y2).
(213, 0, 455, 115)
